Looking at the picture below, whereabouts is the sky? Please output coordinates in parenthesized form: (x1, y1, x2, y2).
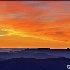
(0, 1, 70, 49)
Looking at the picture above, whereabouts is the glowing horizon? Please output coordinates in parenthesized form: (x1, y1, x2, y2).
(0, 1, 70, 49)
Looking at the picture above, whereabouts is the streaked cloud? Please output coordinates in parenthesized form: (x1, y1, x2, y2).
(0, 13, 27, 19)
(0, 1, 70, 49)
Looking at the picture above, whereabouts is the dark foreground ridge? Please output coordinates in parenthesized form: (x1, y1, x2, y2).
(0, 58, 70, 70)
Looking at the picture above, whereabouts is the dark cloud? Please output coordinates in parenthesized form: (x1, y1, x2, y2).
(55, 32, 63, 35)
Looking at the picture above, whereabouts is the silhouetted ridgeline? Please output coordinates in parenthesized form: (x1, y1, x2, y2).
(23, 48, 70, 50)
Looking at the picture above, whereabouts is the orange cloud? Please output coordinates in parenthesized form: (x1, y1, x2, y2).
(0, 1, 70, 49)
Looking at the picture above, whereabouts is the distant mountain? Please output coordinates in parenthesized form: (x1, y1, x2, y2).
(0, 52, 61, 60)
(0, 49, 70, 60)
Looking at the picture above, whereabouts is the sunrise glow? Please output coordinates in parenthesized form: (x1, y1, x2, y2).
(0, 1, 70, 49)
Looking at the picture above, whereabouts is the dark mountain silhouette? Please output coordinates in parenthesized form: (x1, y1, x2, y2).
(0, 48, 70, 60)
(0, 58, 69, 70)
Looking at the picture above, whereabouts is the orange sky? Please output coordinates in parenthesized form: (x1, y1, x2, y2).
(0, 1, 70, 49)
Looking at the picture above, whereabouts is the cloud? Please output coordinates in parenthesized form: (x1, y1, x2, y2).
(0, 13, 27, 19)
